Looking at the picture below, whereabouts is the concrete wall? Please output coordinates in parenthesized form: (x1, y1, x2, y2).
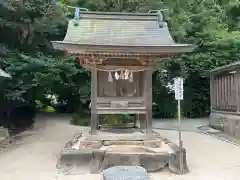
(210, 112, 240, 139)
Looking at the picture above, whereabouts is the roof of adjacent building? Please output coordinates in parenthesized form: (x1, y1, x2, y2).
(202, 61, 240, 76)
(52, 11, 194, 54)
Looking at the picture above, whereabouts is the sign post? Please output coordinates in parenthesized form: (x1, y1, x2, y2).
(174, 77, 184, 175)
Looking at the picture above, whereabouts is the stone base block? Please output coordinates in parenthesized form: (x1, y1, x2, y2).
(168, 147, 189, 174)
(0, 127, 10, 151)
(103, 166, 150, 180)
(210, 112, 240, 138)
(0, 127, 9, 138)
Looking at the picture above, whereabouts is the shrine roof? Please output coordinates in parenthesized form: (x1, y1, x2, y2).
(52, 11, 194, 54)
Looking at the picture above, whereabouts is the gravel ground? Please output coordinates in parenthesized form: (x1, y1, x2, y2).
(0, 115, 239, 180)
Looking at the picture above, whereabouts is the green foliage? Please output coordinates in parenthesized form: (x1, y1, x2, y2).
(71, 113, 90, 126)
(1, 0, 240, 122)
(63, 0, 163, 12)
(103, 114, 135, 125)
(43, 106, 56, 113)
(0, 0, 68, 105)
(0, 0, 67, 54)
(152, 0, 240, 118)
(0, 0, 91, 131)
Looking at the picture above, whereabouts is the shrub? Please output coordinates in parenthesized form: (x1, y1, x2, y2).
(103, 114, 135, 125)
(70, 113, 90, 126)
(8, 104, 36, 130)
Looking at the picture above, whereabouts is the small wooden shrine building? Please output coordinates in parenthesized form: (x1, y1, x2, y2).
(52, 11, 194, 135)
(204, 61, 240, 138)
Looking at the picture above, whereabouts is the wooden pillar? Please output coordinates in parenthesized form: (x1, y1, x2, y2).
(226, 74, 229, 110)
(222, 75, 224, 109)
(233, 73, 236, 111)
(223, 74, 227, 110)
(210, 75, 214, 111)
(236, 68, 240, 112)
(145, 69, 153, 134)
(219, 76, 222, 109)
(227, 74, 231, 110)
(90, 66, 98, 135)
(214, 76, 218, 109)
(230, 74, 234, 110)
(216, 76, 219, 109)
(220, 75, 223, 110)
(213, 76, 216, 109)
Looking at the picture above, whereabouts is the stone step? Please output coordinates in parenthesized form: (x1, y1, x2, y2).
(103, 166, 150, 180)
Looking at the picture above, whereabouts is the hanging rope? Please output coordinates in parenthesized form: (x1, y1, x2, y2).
(93, 67, 152, 82)
(94, 67, 151, 72)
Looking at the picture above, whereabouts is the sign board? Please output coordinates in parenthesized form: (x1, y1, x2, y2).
(174, 77, 184, 100)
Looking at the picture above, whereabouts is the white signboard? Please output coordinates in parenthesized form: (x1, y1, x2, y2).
(174, 77, 184, 100)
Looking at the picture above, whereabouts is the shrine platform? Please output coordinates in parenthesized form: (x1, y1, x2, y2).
(57, 128, 189, 175)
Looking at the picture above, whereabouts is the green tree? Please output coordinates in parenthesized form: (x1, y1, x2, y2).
(1, 0, 239, 120)
(62, 0, 163, 12)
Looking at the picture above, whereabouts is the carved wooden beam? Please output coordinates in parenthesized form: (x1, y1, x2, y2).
(79, 56, 107, 65)
(77, 51, 181, 68)
(74, 51, 180, 58)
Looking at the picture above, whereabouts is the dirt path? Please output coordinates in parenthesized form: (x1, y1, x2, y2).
(0, 115, 240, 180)
(0, 114, 88, 180)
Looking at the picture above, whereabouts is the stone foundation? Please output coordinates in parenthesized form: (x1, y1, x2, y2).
(57, 129, 189, 175)
(210, 112, 240, 138)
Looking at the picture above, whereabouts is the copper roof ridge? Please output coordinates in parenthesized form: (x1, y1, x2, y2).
(53, 41, 192, 47)
(80, 11, 159, 16)
(78, 11, 161, 21)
